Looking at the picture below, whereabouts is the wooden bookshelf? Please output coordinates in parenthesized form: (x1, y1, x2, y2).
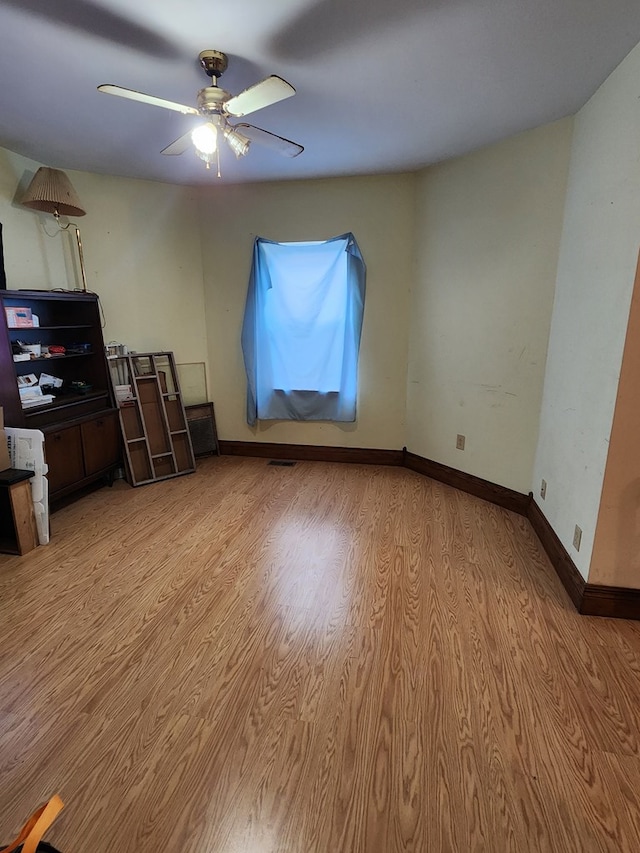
(0, 289, 120, 503)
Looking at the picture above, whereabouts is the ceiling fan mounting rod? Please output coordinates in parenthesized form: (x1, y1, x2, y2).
(199, 49, 228, 81)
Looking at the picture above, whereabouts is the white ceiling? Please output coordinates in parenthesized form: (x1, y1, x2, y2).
(1, 0, 639, 186)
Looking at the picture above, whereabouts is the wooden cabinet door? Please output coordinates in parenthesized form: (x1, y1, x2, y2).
(46, 426, 85, 493)
(81, 412, 120, 476)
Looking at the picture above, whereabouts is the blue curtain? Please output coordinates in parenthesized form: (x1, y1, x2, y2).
(241, 233, 366, 426)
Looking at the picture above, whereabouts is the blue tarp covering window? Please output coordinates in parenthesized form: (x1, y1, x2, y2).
(241, 233, 366, 426)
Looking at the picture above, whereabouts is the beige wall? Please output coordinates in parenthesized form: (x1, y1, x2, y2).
(533, 40, 640, 581)
(407, 119, 573, 492)
(0, 149, 69, 289)
(197, 174, 414, 448)
(0, 148, 209, 369)
(69, 171, 207, 365)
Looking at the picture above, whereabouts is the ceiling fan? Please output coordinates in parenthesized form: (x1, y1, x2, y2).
(98, 50, 304, 173)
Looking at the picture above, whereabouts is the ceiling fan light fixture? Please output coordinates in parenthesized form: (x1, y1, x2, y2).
(191, 123, 218, 155)
(225, 128, 251, 158)
(195, 151, 216, 170)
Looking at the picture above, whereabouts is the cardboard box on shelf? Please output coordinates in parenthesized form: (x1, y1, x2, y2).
(0, 408, 11, 472)
(4, 306, 33, 328)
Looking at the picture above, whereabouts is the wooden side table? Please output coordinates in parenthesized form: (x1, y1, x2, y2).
(0, 469, 39, 556)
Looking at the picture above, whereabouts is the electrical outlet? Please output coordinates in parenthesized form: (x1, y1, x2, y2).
(540, 479, 547, 499)
(456, 434, 465, 451)
(573, 525, 582, 551)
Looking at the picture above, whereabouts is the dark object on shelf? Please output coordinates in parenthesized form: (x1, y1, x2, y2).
(185, 402, 219, 457)
(69, 380, 93, 394)
(66, 342, 92, 354)
(0, 290, 120, 504)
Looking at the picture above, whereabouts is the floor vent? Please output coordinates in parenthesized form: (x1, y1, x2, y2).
(268, 460, 296, 467)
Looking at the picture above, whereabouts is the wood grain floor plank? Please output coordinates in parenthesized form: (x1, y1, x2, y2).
(1, 457, 640, 851)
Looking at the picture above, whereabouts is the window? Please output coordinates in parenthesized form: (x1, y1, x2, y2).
(241, 233, 366, 425)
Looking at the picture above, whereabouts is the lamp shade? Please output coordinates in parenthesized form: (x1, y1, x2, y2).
(21, 167, 86, 217)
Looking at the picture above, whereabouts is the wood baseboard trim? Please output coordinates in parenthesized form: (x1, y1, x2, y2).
(220, 442, 528, 512)
(218, 441, 404, 466)
(527, 498, 585, 611)
(580, 585, 640, 619)
(527, 500, 640, 619)
(403, 450, 530, 516)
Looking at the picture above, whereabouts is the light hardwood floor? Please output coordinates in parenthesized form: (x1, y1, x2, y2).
(1, 456, 640, 852)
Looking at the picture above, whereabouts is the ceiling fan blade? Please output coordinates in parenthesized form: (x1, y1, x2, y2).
(235, 123, 304, 157)
(160, 131, 194, 156)
(224, 76, 295, 118)
(98, 84, 198, 115)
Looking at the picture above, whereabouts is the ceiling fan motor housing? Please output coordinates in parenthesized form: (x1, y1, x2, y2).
(197, 86, 229, 116)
